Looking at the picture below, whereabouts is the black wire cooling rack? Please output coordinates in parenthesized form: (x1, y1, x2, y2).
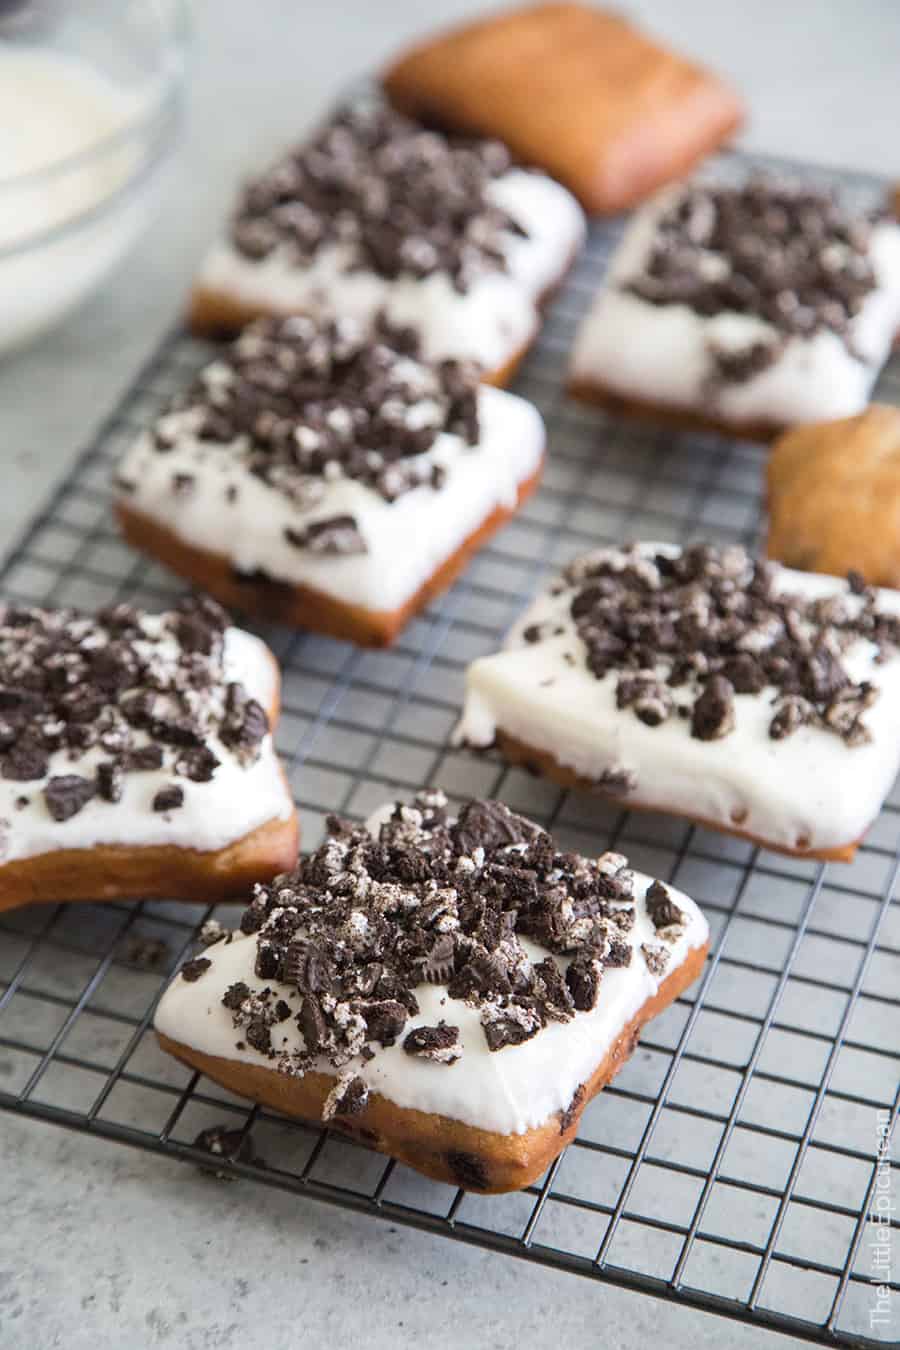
(1, 152, 898, 1348)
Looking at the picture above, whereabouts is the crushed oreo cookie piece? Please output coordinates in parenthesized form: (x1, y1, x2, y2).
(624, 176, 881, 382)
(285, 514, 367, 556)
(559, 1084, 586, 1135)
(362, 999, 408, 1047)
(176, 745, 220, 783)
(565, 956, 602, 1012)
(474, 999, 539, 1047)
(122, 744, 165, 773)
(605, 938, 633, 969)
(223, 981, 251, 1010)
(641, 943, 670, 977)
(419, 932, 456, 984)
(322, 1071, 369, 1122)
(245, 1017, 273, 1055)
(192, 1124, 261, 1178)
(220, 685, 269, 762)
(550, 544, 898, 748)
(616, 672, 673, 727)
(121, 934, 170, 970)
(44, 774, 96, 822)
(596, 765, 638, 795)
(153, 783, 184, 813)
(96, 760, 123, 804)
(298, 993, 329, 1056)
(2, 740, 48, 782)
(769, 694, 813, 740)
(402, 1022, 461, 1064)
(691, 674, 735, 741)
(180, 957, 212, 982)
(199, 918, 233, 947)
(645, 880, 686, 936)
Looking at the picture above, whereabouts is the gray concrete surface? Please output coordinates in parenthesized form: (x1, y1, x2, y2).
(1, 2, 898, 1347)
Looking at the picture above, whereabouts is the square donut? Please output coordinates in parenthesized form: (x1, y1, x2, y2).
(569, 174, 900, 437)
(189, 98, 585, 385)
(767, 405, 900, 589)
(115, 315, 546, 647)
(455, 542, 900, 861)
(155, 790, 709, 1193)
(383, 3, 743, 214)
(0, 596, 298, 911)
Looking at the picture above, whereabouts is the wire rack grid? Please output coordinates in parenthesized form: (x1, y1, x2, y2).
(0, 151, 898, 1348)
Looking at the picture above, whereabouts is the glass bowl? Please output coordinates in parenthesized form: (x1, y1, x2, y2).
(0, 0, 188, 355)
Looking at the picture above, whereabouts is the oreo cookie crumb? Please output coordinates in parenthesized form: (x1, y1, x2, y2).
(44, 775, 96, 822)
(322, 1071, 369, 1122)
(645, 880, 686, 936)
(180, 957, 212, 982)
(596, 765, 638, 795)
(691, 674, 735, 741)
(559, 1084, 586, 1135)
(641, 943, 670, 977)
(121, 935, 170, 970)
(153, 783, 184, 813)
(199, 919, 233, 947)
(285, 515, 367, 557)
(402, 1022, 461, 1064)
(192, 1125, 262, 1178)
(96, 760, 123, 804)
(566, 957, 602, 1012)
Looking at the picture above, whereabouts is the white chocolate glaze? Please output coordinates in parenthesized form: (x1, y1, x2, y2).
(116, 385, 545, 613)
(455, 545, 900, 854)
(569, 189, 900, 428)
(0, 627, 293, 864)
(154, 808, 708, 1137)
(197, 168, 586, 371)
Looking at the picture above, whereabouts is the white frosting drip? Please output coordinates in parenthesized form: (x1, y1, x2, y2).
(116, 386, 545, 612)
(0, 627, 293, 863)
(154, 809, 708, 1137)
(455, 545, 900, 854)
(197, 168, 586, 370)
(569, 189, 900, 427)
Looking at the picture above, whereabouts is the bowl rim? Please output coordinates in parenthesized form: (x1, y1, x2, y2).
(0, 0, 189, 261)
(0, 0, 190, 191)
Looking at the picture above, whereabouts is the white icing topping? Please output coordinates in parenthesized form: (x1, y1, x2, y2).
(198, 168, 585, 371)
(116, 385, 545, 612)
(569, 188, 900, 427)
(154, 808, 708, 1137)
(0, 627, 293, 863)
(455, 544, 900, 854)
